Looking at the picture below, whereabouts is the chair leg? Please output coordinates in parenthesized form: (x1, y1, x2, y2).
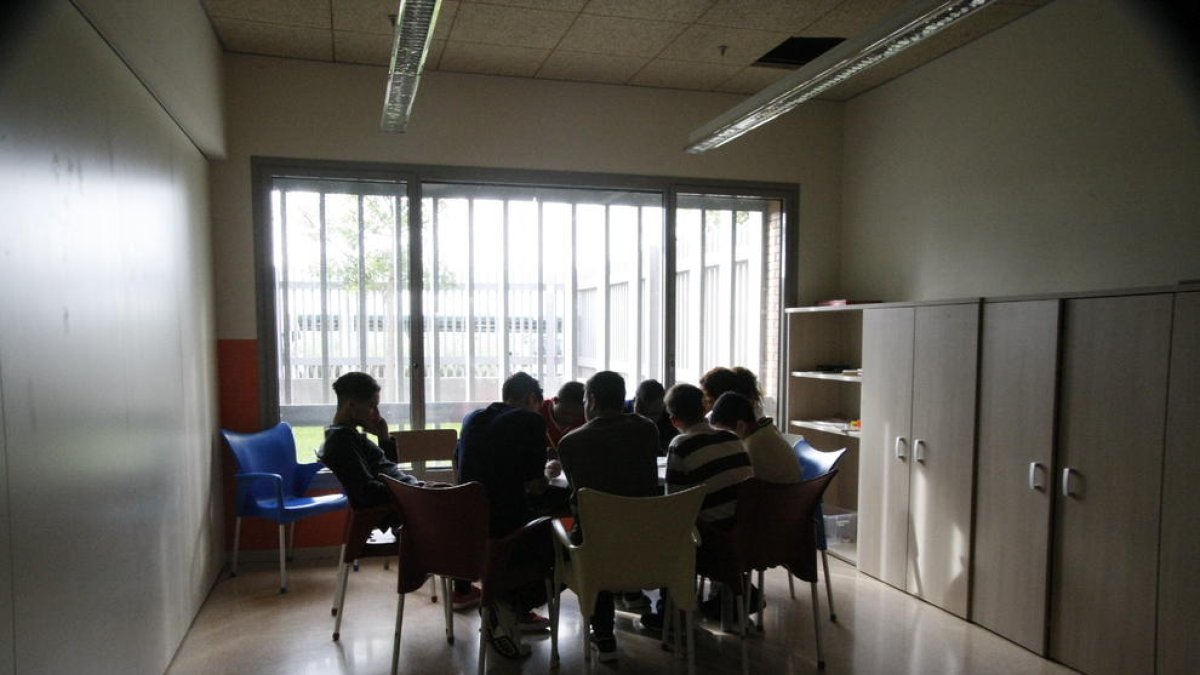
(686, 610, 696, 675)
(821, 549, 837, 621)
(429, 575, 439, 603)
(738, 576, 750, 675)
(287, 522, 296, 562)
(332, 544, 347, 617)
(788, 570, 796, 599)
(546, 577, 559, 668)
(442, 577, 454, 644)
(756, 569, 765, 632)
(333, 562, 350, 641)
(477, 604, 486, 675)
(810, 582, 825, 670)
(230, 517, 242, 577)
(391, 592, 406, 675)
(277, 524, 288, 594)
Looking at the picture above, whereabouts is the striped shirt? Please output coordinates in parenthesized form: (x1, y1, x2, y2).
(666, 421, 754, 525)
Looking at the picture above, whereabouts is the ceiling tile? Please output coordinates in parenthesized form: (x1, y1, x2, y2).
(439, 41, 550, 77)
(799, 0, 907, 37)
(536, 50, 648, 84)
(630, 58, 742, 91)
(449, 3, 576, 49)
(433, 1, 460, 41)
(334, 30, 392, 65)
(211, 17, 333, 60)
(697, 0, 841, 33)
(331, 0, 392, 35)
(426, 38, 447, 69)
(202, 0, 332, 28)
(557, 14, 686, 58)
(659, 23, 790, 66)
(460, 0, 587, 10)
(582, 0, 716, 23)
(714, 64, 791, 95)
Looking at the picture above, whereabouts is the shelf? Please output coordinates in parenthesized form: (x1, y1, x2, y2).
(790, 420, 861, 438)
(791, 370, 862, 383)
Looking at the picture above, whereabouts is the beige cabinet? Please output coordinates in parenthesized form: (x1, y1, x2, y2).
(1050, 294, 1173, 675)
(971, 299, 1060, 653)
(1157, 291, 1200, 675)
(858, 302, 978, 617)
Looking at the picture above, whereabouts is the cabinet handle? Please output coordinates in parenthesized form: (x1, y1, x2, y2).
(1061, 467, 1079, 498)
(894, 436, 907, 461)
(1028, 462, 1045, 491)
(913, 439, 925, 463)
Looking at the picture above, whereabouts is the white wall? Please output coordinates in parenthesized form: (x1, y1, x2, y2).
(0, 3, 221, 673)
(841, 0, 1200, 301)
(210, 56, 845, 338)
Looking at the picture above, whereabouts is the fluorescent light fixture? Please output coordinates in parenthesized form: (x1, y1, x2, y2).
(685, 0, 997, 154)
(380, 0, 443, 133)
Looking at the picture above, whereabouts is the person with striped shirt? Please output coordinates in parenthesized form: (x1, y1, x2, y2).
(664, 383, 754, 525)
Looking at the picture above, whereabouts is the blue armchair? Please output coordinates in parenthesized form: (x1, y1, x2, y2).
(222, 422, 348, 593)
(793, 438, 847, 621)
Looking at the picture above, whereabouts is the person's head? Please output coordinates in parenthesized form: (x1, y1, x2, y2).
(584, 371, 625, 420)
(332, 371, 382, 427)
(665, 383, 706, 429)
(633, 379, 666, 418)
(501, 371, 544, 412)
(699, 367, 738, 411)
(709, 392, 758, 439)
(731, 367, 763, 406)
(552, 381, 586, 427)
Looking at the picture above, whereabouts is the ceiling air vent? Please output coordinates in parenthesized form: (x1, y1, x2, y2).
(754, 37, 845, 69)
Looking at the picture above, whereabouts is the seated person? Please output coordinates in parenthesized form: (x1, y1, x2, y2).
(541, 380, 586, 452)
(623, 378, 678, 454)
(642, 383, 754, 631)
(457, 372, 563, 658)
(318, 372, 421, 529)
(557, 371, 659, 663)
(320, 373, 483, 609)
(710, 392, 802, 484)
(700, 366, 766, 419)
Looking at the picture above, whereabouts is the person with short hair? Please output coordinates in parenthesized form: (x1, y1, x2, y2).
(318, 372, 421, 521)
(663, 383, 754, 526)
(623, 378, 678, 453)
(557, 371, 659, 662)
(541, 380, 585, 451)
(698, 366, 739, 412)
(456, 371, 562, 658)
(710, 391, 801, 484)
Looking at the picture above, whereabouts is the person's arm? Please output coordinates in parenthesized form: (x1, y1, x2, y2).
(323, 433, 391, 506)
(518, 411, 551, 495)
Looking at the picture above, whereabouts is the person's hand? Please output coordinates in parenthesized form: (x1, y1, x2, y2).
(364, 415, 389, 441)
(425, 480, 454, 488)
(544, 459, 562, 479)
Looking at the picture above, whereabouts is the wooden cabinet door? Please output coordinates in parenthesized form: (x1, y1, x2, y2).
(1158, 291, 1200, 675)
(971, 300, 1060, 652)
(906, 303, 979, 617)
(858, 307, 914, 587)
(1051, 294, 1172, 675)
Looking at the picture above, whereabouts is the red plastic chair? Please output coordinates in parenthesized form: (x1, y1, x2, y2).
(382, 477, 556, 675)
(330, 503, 399, 641)
(697, 472, 837, 672)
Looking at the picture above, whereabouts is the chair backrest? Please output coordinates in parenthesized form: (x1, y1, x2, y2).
(222, 422, 301, 500)
(390, 428, 458, 482)
(383, 477, 490, 593)
(793, 438, 847, 479)
(573, 485, 707, 607)
(732, 472, 837, 582)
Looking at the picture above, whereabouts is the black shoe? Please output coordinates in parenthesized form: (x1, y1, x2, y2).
(638, 611, 663, 634)
(590, 634, 618, 663)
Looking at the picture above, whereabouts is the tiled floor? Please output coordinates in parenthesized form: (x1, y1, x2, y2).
(167, 555, 1077, 674)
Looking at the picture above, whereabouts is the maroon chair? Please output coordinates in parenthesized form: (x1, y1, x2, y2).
(382, 477, 556, 675)
(331, 503, 399, 641)
(697, 472, 837, 672)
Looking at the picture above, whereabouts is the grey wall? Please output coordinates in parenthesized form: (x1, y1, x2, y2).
(0, 3, 221, 673)
(840, 0, 1200, 301)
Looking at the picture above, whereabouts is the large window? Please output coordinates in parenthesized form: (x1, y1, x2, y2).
(258, 163, 793, 457)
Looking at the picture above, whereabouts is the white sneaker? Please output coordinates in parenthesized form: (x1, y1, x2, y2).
(486, 603, 531, 659)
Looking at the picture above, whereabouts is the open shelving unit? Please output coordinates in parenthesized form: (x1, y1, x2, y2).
(784, 306, 864, 564)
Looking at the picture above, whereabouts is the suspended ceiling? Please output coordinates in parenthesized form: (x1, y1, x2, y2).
(201, 0, 1050, 100)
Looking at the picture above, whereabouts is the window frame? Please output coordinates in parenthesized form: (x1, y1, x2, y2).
(251, 157, 800, 429)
